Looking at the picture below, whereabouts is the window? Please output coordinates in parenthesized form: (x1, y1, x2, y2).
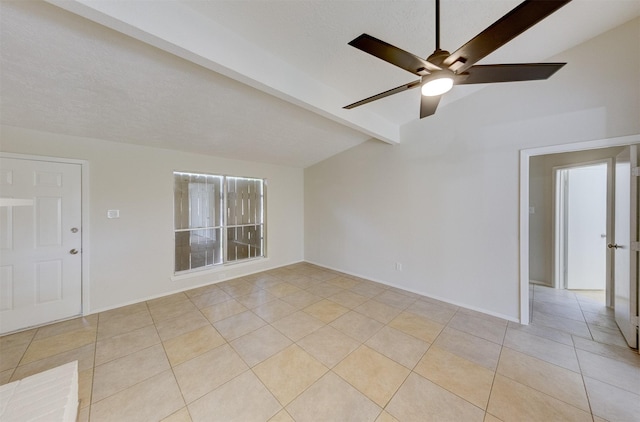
(174, 172, 265, 273)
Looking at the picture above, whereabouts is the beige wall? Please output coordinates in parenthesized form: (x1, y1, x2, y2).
(305, 18, 640, 321)
(0, 126, 304, 313)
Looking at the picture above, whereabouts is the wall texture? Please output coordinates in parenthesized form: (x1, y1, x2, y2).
(305, 18, 640, 321)
(0, 126, 304, 313)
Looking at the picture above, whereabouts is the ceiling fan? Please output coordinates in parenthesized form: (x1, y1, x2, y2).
(344, 0, 572, 119)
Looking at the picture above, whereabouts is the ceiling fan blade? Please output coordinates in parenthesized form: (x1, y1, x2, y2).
(420, 95, 441, 118)
(458, 63, 566, 84)
(344, 79, 421, 109)
(349, 34, 441, 75)
(443, 0, 572, 73)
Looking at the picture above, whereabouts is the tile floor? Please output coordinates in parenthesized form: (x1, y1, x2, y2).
(1, 264, 638, 421)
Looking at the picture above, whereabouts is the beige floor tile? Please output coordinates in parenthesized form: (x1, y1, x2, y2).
(434, 327, 502, 370)
(286, 276, 319, 290)
(330, 310, 384, 343)
(286, 372, 381, 422)
(77, 406, 90, 422)
(503, 328, 580, 372)
(253, 299, 299, 323)
(190, 290, 233, 309)
(589, 324, 630, 348)
(327, 290, 369, 309)
(269, 409, 295, 422)
(34, 314, 98, 340)
(184, 283, 221, 298)
(200, 299, 247, 323)
(414, 346, 494, 409)
(448, 312, 507, 344)
(386, 372, 484, 422)
(584, 376, 640, 422)
(161, 407, 192, 422)
(188, 371, 281, 422)
(0, 369, 13, 385)
(506, 321, 574, 346)
(323, 276, 358, 289)
(406, 300, 457, 325)
(235, 290, 277, 308)
(230, 324, 292, 367)
(297, 325, 360, 368)
(92, 343, 170, 402)
(98, 302, 148, 321)
(572, 335, 640, 367)
(218, 282, 256, 297)
(97, 309, 153, 340)
(354, 300, 402, 324)
(280, 290, 322, 308)
(487, 375, 592, 422)
(78, 368, 93, 409)
(213, 310, 266, 341)
(376, 410, 400, 422)
(272, 311, 325, 341)
(21, 326, 96, 365)
(253, 344, 328, 405)
(373, 290, 416, 309)
(582, 310, 619, 330)
(94, 324, 160, 365)
(0, 328, 37, 350)
(365, 326, 429, 369)
(155, 309, 211, 341)
(533, 301, 586, 322)
(532, 310, 592, 338)
(149, 298, 198, 323)
(303, 299, 349, 323)
(334, 345, 409, 407)
(388, 311, 444, 343)
(483, 413, 503, 422)
(147, 292, 189, 309)
(265, 282, 301, 298)
(163, 325, 226, 366)
(497, 347, 589, 411)
(11, 343, 95, 380)
(306, 282, 344, 298)
(349, 282, 386, 298)
(0, 342, 29, 372)
(90, 370, 184, 422)
(576, 349, 640, 393)
(173, 343, 248, 403)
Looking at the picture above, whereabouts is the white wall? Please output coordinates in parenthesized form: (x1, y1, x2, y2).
(305, 18, 640, 321)
(529, 146, 623, 285)
(0, 126, 304, 313)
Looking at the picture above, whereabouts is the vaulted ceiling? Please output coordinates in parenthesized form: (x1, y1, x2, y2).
(1, 1, 638, 167)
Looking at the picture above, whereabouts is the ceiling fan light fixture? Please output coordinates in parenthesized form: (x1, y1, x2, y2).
(421, 72, 454, 96)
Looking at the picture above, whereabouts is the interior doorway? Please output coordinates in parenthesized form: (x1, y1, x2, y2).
(554, 162, 608, 293)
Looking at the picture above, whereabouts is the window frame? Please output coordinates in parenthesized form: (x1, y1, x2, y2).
(173, 171, 266, 274)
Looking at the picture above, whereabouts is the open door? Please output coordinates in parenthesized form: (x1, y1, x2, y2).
(611, 146, 639, 349)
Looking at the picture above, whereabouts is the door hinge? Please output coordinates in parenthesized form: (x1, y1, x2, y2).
(632, 241, 640, 252)
(632, 167, 640, 177)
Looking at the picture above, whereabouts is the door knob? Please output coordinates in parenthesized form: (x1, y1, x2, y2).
(607, 243, 620, 249)
(69, 248, 79, 255)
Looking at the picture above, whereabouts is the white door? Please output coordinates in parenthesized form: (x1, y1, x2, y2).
(612, 146, 638, 349)
(0, 157, 82, 334)
(565, 164, 608, 290)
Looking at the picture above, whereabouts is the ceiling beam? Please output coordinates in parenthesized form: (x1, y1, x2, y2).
(44, 0, 400, 144)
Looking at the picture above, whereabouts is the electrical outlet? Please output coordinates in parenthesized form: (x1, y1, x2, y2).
(395, 262, 402, 271)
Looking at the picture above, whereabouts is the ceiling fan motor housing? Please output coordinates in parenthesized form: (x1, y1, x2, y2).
(427, 49, 451, 67)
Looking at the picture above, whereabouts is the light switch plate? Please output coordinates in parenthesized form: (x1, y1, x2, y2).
(107, 209, 120, 219)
